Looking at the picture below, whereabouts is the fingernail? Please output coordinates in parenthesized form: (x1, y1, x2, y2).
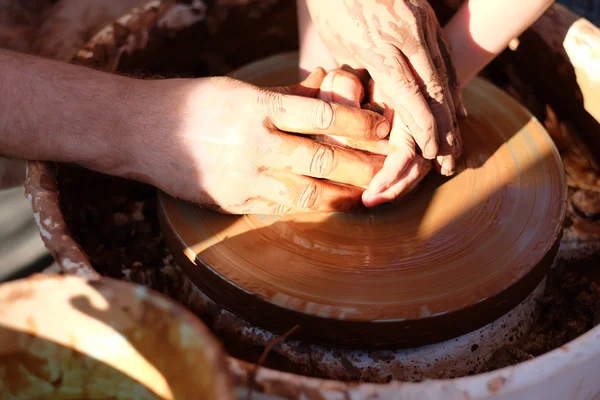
(376, 120, 390, 139)
(459, 104, 468, 118)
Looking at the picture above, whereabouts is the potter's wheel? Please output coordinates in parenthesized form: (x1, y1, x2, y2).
(159, 53, 566, 348)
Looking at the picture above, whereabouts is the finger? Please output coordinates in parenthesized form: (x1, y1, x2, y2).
(263, 92, 390, 140)
(366, 80, 392, 121)
(318, 69, 364, 107)
(289, 69, 383, 154)
(436, 24, 464, 158)
(417, 16, 457, 175)
(435, 24, 463, 151)
(435, 25, 467, 119)
(365, 48, 438, 159)
(393, 7, 456, 175)
(265, 133, 385, 188)
(313, 70, 383, 154)
(399, 155, 433, 193)
(255, 169, 364, 213)
(361, 137, 415, 205)
(362, 154, 432, 208)
(396, 157, 433, 198)
(316, 135, 390, 155)
(362, 82, 417, 197)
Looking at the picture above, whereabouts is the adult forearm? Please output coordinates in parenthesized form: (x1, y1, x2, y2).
(0, 49, 135, 176)
(444, 0, 555, 86)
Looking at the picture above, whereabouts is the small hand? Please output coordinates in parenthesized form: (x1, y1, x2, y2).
(306, 0, 465, 207)
(134, 69, 390, 214)
(315, 69, 433, 202)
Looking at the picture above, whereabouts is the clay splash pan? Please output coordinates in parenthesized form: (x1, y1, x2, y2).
(159, 53, 567, 349)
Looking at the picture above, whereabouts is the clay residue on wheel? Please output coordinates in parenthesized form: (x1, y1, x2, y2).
(24, 161, 98, 278)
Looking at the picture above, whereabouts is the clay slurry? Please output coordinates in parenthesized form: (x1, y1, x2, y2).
(159, 56, 566, 348)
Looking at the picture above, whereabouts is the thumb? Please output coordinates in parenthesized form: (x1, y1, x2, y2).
(263, 92, 389, 140)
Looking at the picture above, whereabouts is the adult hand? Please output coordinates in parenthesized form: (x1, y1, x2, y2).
(305, 0, 465, 207)
(133, 69, 390, 214)
(1, 49, 386, 214)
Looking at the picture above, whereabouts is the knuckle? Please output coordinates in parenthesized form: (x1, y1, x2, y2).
(272, 203, 292, 215)
(310, 145, 337, 177)
(419, 112, 437, 135)
(257, 90, 285, 118)
(313, 101, 335, 130)
(421, 78, 445, 104)
(297, 182, 321, 210)
(391, 76, 421, 99)
(406, 145, 417, 159)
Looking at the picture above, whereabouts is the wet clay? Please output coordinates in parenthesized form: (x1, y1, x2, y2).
(158, 56, 567, 348)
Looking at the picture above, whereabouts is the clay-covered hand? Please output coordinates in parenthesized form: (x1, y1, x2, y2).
(305, 0, 464, 207)
(314, 68, 433, 201)
(135, 69, 389, 215)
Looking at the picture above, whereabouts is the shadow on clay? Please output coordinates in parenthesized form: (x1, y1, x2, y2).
(0, 323, 165, 399)
(0, 284, 201, 399)
(180, 99, 559, 349)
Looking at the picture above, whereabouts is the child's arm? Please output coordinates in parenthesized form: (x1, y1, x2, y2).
(445, 0, 555, 86)
(298, 0, 555, 87)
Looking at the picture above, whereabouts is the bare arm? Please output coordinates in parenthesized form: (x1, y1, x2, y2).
(0, 49, 136, 177)
(443, 0, 555, 85)
(0, 49, 391, 214)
